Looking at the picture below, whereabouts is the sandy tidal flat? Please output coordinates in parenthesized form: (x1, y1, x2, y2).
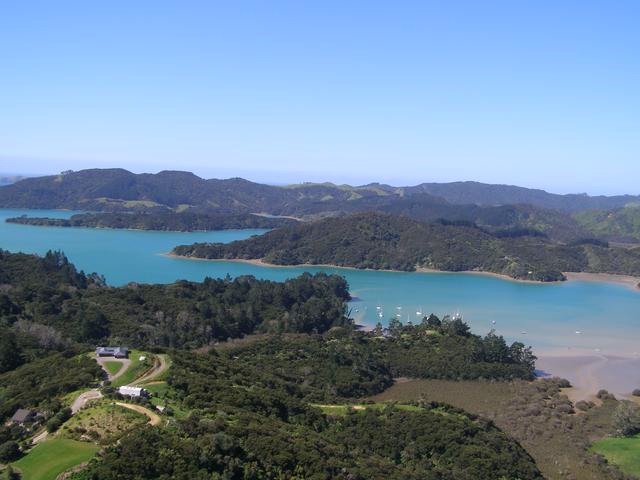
(536, 354, 640, 401)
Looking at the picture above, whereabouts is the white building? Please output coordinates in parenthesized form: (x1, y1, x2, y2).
(118, 386, 147, 397)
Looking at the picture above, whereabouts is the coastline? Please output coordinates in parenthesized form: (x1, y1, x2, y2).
(563, 272, 640, 291)
(165, 253, 548, 283)
(165, 253, 640, 290)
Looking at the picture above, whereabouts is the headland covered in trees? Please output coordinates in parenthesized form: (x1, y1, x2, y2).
(172, 212, 640, 283)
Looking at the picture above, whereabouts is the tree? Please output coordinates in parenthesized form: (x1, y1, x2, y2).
(79, 309, 109, 341)
(423, 314, 441, 329)
(0, 440, 21, 463)
(387, 318, 403, 338)
(0, 331, 23, 374)
(373, 322, 384, 336)
(482, 330, 510, 363)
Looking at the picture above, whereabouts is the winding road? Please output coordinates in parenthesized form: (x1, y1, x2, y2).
(115, 402, 161, 425)
(132, 354, 168, 385)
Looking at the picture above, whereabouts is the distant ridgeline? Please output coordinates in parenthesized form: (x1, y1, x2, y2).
(1, 168, 640, 243)
(6, 211, 297, 232)
(172, 212, 640, 282)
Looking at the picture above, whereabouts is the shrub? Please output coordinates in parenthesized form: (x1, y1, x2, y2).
(575, 400, 595, 411)
(612, 402, 640, 437)
(632, 389, 640, 397)
(46, 417, 62, 433)
(596, 389, 616, 400)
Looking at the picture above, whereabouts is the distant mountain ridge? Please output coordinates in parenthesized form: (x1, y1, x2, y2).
(1, 168, 637, 213)
(0, 168, 637, 243)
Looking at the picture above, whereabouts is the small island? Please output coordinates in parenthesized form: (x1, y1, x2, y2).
(6, 211, 298, 232)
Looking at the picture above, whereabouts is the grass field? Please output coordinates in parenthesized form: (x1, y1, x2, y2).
(103, 360, 123, 376)
(592, 434, 640, 477)
(110, 350, 151, 387)
(12, 438, 99, 480)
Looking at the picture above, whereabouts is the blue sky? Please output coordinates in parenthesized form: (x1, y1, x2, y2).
(0, 1, 638, 194)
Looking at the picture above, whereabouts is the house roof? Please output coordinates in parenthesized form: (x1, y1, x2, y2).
(96, 346, 128, 354)
(11, 408, 34, 423)
(118, 386, 144, 395)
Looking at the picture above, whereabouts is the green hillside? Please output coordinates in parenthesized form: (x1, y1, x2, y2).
(574, 205, 640, 243)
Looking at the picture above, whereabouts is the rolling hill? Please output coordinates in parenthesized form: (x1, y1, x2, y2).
(0, 169, 615, 242)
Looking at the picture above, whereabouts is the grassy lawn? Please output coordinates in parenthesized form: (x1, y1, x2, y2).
(12, 438, 98, 480)
(592, 434, 640, 477)
(103, 360, 124, 376)
(144, 381, 169, 397)
(111, 350, 152, 387)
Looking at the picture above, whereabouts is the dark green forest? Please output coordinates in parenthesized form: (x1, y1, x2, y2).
(0, 249, 352, 365)
(0, 250, 547, 479)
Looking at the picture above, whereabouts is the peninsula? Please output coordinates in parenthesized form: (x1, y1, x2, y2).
(171, 212, 640, 282)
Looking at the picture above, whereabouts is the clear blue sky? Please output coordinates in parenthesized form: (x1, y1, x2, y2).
(1, 1, 638, 194)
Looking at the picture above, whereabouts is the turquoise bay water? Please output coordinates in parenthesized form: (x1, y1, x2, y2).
(2, 209, 640, 356)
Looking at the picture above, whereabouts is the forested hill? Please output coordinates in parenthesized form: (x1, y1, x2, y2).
(400, 181, 640, 212)
(173, 212, 640, 282)
(1, 168, 638, 216)
(7, 211, 297, 232)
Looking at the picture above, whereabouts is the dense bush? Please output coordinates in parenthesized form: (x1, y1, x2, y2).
(377, 317, 536, 381)
(0, 250, 352, 349)
(71, 332, 543, 480)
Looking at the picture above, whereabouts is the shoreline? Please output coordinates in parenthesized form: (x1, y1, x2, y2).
(165, 253, 640, 290)
(165, 253, 550, 283)
(563, 272, 640, 291)
(5, 220, 273, 234)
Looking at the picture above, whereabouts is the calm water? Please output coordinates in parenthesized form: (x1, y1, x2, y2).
(2, 208, 640, 356)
